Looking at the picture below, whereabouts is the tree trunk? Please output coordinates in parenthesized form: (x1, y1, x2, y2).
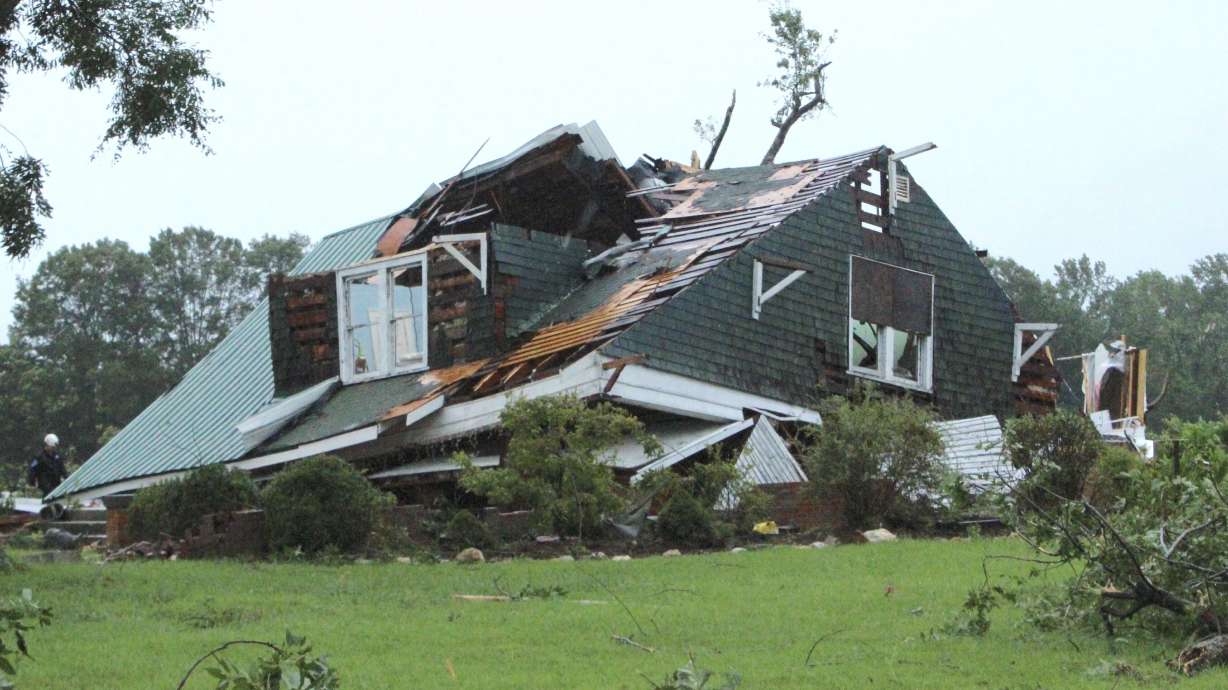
(704, 90, 736, 170)
(761, 120, 794, 166)
(1173, 635, 1228, 676)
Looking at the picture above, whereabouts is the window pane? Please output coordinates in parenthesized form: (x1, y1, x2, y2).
(390, 266, 425, 367)
(345, 273, 381, 328)
(892, 330, 921, 381)
(349, 325, 375, 375)
(851, 320, 879, 370)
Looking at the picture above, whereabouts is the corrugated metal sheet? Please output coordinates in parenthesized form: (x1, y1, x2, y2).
(735, 417, 808, 485)
(632, 418, 755, 481)
(932, 415, 1017, 487)
(606, 418, 728, 470)
(49, 216, 392, 499)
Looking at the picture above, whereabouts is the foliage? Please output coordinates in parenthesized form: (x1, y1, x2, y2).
(1160, 416, 1228, 482)
(1083, 444, 1143, 511)
(195, 632, 339, 690)
(128, 464, 259, 541)
(644, 451, 767, 547)
(458, 395, 659, 540)
(0, 156, 51, 258)
(262, 456, 390, 555)
(801, 388, 945, 531)
(1003, 410, 1103, 507)
(443, 510, 492, 549)
(0, 595, 52, 687)
(0, 0, 222, 258)
(0, 229, 306, 478)
(759, 2, 835, 164)
(999, 414, 1228, 641)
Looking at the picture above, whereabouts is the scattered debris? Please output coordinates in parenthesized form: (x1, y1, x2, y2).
(455, 547, 485, 564)
(752, 521, 779, 535)
(861, 529, 897, 543)
(612, 634, 655, 654)
(1173, 635, 1228, 676)
(452, 594, 509, 603)
(41, 527, 80, 550)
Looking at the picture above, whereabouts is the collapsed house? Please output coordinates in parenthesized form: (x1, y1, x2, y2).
(47, 122, 1055, 524)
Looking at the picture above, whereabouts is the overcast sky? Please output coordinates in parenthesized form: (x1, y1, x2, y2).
(2, 0, 1224, 341)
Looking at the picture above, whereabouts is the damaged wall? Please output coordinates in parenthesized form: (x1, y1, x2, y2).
(604, 162, 1017, 420)
(268, 271, 340, 397)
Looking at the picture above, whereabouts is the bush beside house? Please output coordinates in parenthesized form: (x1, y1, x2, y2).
(261, 455, 391, 555)
(128, 464, 259, 541)
(800, 388, 945, 533)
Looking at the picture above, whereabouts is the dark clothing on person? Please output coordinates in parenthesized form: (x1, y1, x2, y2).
(28, 449, 67, 496)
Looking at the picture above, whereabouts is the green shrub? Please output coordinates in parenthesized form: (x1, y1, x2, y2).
(1084, 444, 1143, 510)
(1160, 416, 1228, 482)
(645, 452, 764, 546)
(128, 464, 258, 540)
(458, 395, 659, 540)
(1003, 409, 1103, 508)
(658, 490, 719, 546)
(801, 387, 944, 531)
(443, 509, 492, 549)
(261, 455, 390, 555)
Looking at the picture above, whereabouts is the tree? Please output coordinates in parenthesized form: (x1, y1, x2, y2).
(2, 228, 307, 478)
(9, 239, 166, 463)
(996, 414, 1228, 672)
(759, 3, 835, 165)
(0, 0, 222, 258)
(147, 226, 247, 378)
(241, 232, 310, 300)
(693, 90, 736, 170)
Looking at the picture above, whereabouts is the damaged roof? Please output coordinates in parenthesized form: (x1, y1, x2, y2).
(56, 118, 890, 499)
(47, 217, 393, 500)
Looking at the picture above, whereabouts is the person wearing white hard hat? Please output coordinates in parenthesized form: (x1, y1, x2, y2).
(28, 433, 67, 496)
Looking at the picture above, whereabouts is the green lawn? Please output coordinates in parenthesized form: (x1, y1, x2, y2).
(4, 538, 1220, 689)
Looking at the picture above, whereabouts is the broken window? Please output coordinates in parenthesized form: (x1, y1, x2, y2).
(337, 254, 428, 383)
(847, 256, 934, 390)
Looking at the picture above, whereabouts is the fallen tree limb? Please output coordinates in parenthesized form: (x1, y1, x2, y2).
(1172, 635, 1228, 676)
(611, 634, 654, 653)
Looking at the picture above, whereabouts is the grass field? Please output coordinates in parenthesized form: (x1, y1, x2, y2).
(3, 537, 1222, 689)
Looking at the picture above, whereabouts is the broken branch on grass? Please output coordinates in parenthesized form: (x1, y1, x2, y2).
(612, 634, 655, 653)
(575, 563, 647, 637)
(175, 640, 283, 690)
(803, 629, 845, 667)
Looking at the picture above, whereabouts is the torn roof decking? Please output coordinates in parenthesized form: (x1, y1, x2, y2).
(250, 147, 886, 457)
(55, 129, 884, 499)
(394, 122, 656, 250)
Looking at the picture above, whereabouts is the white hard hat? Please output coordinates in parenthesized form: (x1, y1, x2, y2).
(44, 433, 59, 447)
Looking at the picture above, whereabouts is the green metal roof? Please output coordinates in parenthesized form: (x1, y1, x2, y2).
(49, 216, 391, 499)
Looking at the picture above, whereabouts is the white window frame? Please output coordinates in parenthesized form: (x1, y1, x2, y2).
(336, 253, 429, 385)
(846, 256, 935, 393)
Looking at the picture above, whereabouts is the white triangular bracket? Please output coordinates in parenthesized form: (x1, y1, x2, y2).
(752, 259, 807, 320)
(433, 232, 487, 294)
(1013, 322, 1059, 382)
